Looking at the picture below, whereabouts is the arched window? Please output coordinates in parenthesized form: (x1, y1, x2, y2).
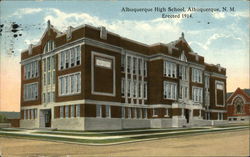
(233, 96, 244, 114)
(44, 40, 55, 53)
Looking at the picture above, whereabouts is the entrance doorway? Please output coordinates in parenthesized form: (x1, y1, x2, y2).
(40, 109, 51, 128)
(184, 109, 190, 123)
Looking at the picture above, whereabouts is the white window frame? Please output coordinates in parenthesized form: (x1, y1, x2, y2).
(58, 72, 81, 96)
(192, 68, 203, 83)
(24, 82, 38, 101)
(106, 105, 111, 118)
(153, 108, 158, 117)
(24, 61, 39, 80)
(60, 106, 64, 118)
(215, 80, 225, 107)
(163, 81, 177, 100)
(96, 104, 102, 118)
(192, 86, 203, 103)
(164, 108, 169, 117)
(164, 61, 177, 78)
(76, 104, 80, 117)
(58, 45, 81, 71)
(143, 108, 147, 119)
(71, 105, 75, 118)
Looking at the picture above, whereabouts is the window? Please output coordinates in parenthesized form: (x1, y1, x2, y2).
(127, 80, 131, 97)
(24, 61, 39, 80)
(184, 87, 188, 99)
(76, 104, 80, 117)
(121, 78, 125, 97)
(192, 68, 202, 83)
(121, 107, 125, 119)
(179, 65, 188, 80)
(24, 110, 26, 120)
(76, 46, 81, 65)
(34, 109, 37, 119)
(179, 52, 187, 62)
(106, 105, 111, 118)
(71, 49, 75, 67)
(133, 58, 137, 74)
(163, 81, 177, 100)
(133, 80, 137, 97)
(65, 106, 69, 118)
(24, 83, 38, 101)
(164, 61, 177, 78)
(71, 105, 75, 118)
(128, 108, 131, 119)
(144, 81, 147, 99)
(143, 108, 147, 119)
(179, 86, 183, 99)
(47, 93, 50, 103)
(165, 108, 169, 117)
(138, 82, 141, 98)
(138, 108, 142, 119)
(153, 108, 158, 117)
(60, 106, 64, 118)
(216, 81, 224, 106)
(218, 113, 223, 120)
(192, 87, 203, 103)
(53, 71, 56, 84)
(127, 56, 131, 73)
(47, 71, 50, 85)
(59, 45, 81, 70)
(138, 59, 142, 75)
(43, 40, 55, 53)
(144, 61, 147, 76)
(27, 110, 30, 119)
(234, 97, 244, 114)
(121, 54, 125, 72)
(58, 72, 81, 96)
(96, 104, 102, 118)
(205, 76, 209, 88)
(132, 108, 137, 119)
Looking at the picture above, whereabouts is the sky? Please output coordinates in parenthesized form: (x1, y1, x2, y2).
(0, 1, 249, 112)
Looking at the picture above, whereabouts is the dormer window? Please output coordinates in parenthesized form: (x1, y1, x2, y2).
(44, 40, 55, 53)
(179, 51, 187, 62)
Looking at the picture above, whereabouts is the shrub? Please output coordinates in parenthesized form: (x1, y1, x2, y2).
(0, 115, 9, 123)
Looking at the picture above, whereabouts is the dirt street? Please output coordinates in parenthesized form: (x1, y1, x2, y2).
(0, 130, 249, 156)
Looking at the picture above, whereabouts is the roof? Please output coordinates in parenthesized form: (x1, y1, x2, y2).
(243, 89, 250, 96)
(227, 92, 233, 99)
(0, 112, 20, 119)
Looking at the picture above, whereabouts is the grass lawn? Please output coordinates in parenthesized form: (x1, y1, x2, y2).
(0, 125, 248, 145)
(34, 127, 209, 137)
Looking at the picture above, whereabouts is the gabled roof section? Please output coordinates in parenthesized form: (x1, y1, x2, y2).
(227, 88, 250, 104)
(166, 32, 194, 53)
(21, 20, 62, 54)
(243, 89, 250, 97)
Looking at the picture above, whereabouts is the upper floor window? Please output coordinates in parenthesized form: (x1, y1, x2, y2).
(192, 68, 202, 83)
(192, 87, 203, 103)
(24, 82, 38, 101)
(59, 45, 81, 70)
(24, 61, 39, 80)
(179, 65, 188, 80)
(58, 72, 81, 96)
(163, 81, 177, 100)
(205, 76, 210, 88)
(215, 81, 224, 106)
(179, 51, 187, 62)
(164, 61, 177, 78)
(43, 40, 55, 53)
